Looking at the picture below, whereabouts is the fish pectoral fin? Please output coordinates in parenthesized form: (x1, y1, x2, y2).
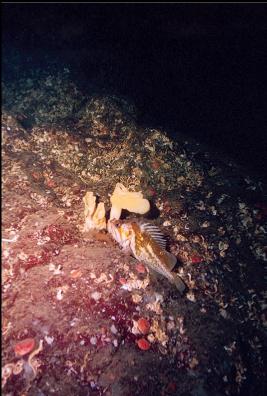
(165, 252, 177, 271)
(173, 274, 186, 295)
(121, 246, 132, 255)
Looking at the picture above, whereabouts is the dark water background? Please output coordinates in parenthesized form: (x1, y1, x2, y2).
(2, 3, 267, 180)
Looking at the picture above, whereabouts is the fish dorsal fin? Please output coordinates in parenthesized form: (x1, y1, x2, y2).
(139, 222, 167, 250)
(165, 252, 177, 271)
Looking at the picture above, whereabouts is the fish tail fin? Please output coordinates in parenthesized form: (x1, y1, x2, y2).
(165, 252, 177, 271)
(173, 274, 186, 295)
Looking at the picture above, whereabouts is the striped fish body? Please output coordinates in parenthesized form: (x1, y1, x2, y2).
(108, 219, 185, 294)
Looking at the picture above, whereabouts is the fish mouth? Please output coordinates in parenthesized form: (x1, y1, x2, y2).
(107, 219, 123, 244)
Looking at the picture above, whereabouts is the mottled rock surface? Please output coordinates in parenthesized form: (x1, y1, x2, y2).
(2, 78, 266, 396)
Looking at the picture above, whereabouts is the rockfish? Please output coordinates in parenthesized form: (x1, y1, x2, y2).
(108, 219, 185, 294)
